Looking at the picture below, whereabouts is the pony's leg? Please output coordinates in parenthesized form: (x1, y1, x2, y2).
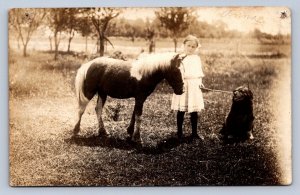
(73, 100, 89, 135)
(127, 111, 135, 136)
(131, 99, 145, 144)
(95, 94, 108, 137)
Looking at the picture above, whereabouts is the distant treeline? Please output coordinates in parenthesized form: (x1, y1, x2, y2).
(9, 8, 290, 59)
(106, 17, 290, 43)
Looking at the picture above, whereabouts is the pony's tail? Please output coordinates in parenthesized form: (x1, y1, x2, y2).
(75, 65, 89, 105)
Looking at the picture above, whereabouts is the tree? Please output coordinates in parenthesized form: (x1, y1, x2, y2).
(9, 8, 46, 57)
(151, 17, 169, 38)
(155, 7, 196, 52)
(77, 10, 93, 54)
(144, 19, 156, 53)
(86, 8, 121, 56)
(65, 8, 81, 53)
(48, 8, 68, 60)
(145, 27, 155, 53)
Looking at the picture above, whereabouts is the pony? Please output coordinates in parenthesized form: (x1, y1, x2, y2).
(73, 52, 185, 144)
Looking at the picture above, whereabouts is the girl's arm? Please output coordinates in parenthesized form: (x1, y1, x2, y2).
(199, 77, 205, 88)
(197, 56, 205, 88)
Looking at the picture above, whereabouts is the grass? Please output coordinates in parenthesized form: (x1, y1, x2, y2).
(9, 39, 291, 186)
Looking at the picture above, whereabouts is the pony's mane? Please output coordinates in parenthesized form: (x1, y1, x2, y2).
(130, 52, 177, 80)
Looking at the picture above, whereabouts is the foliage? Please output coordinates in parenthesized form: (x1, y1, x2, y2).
(107, 18, 145, 41)
(9, 8, 291, 57)
(84, 8, 121, 56)
(9, 8, 46, 57)
(249, 28, 291, 44)
(64, 8, 82, 53)
(47, 8, 70, 60)
(155, 7, 197, 51)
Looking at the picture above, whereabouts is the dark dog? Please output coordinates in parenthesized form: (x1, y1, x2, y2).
(220, 86, 254, 142)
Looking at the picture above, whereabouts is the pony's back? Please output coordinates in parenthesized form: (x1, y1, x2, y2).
(75, 57, 132, 103)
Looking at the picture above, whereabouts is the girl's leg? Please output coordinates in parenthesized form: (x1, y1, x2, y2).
(190, 112, 199, 138)
(177, 111, 185, 138)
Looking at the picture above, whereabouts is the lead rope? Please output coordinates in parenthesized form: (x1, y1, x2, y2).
(200, 87, 232, 94)
(179, 55, 232, 94)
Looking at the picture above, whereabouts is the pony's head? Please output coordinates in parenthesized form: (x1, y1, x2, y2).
(164, 54, 185, 95)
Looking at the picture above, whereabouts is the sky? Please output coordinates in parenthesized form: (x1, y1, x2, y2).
(120, 7, 291, 35)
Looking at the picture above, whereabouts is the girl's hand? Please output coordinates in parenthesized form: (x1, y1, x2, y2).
(199, 84, 209, 92)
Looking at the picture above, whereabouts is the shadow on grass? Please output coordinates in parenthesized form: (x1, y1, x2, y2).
(65, 134, 200, 155)
(63, 134, 280, 185)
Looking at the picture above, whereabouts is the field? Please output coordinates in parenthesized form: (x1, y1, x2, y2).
(9, 38, 291, 186)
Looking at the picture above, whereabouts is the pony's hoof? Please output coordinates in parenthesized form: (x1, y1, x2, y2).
(192, 134, 204, 140)
(133, 139, 142, 145)
(192, 134, 200, 140)
(98, 130, 109, 138)
(73, 127, 80, 136)
(127, 127, 134, 136)
(132, 140, 143, 149)
(131, 134, 142, 144)
(126, 136, 142, 147)
(127, 136, 142, 145)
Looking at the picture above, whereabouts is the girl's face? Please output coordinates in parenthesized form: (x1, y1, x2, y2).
(183, 40, 198, 55)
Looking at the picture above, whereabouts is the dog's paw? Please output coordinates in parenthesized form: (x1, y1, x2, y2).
(248, 132, 254, 139)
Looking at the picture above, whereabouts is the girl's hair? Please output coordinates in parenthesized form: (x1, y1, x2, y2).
(183, 35, 200, 47)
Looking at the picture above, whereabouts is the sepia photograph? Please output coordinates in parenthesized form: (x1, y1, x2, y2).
(9, 7, 291, 186)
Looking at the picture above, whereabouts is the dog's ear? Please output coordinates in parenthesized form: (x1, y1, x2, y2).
(247, 89, 253, 100)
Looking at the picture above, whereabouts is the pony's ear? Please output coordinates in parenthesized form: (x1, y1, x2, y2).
(172, 54, 187, 67)
(178, 54, 187, 60)
(172, 53, 180, 60)
(247, 82, 251, 91)
(172, 53, 186, 68)
(172, 54, 181, 67)
(173, 53, 186, 60)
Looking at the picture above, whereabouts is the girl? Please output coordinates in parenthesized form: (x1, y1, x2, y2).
(171, 35, 205, 140)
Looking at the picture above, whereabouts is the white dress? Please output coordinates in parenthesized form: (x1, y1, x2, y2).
(171, 54, 205, 113)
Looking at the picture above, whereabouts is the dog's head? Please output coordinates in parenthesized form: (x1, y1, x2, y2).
(232, 86, 253, 102)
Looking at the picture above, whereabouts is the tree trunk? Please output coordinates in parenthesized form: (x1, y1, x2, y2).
(54, 43, 59, 60)
(23, 43, 28, 57)
(96, 38, 100, 53)
(174, 38, 177, 52)
(85, 36, 88, 53)
(99, 35, 105, 56)
(149, 39, 155, 53)
(17, 35, 21, 49)
(49, 36, 53, 51)
(67, 37, 72, 53)
(54, 32, 59, 60)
